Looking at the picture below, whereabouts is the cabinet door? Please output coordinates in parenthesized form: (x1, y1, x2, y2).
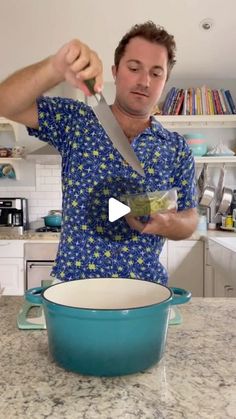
(159, 241, 168, 270)
(168, 240, 204, 297)
(0, 258, 24, 295)
(213, 270, 236, 297)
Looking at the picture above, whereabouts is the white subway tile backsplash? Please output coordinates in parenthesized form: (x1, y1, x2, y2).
(0, 163, 62, 223)
(44, 177, 60, 185)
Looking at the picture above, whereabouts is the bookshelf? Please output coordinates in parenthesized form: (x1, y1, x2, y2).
(156, 114, 236, 129)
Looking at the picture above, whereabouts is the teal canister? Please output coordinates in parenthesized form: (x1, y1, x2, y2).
(26, 279, 191, 377)
(184, 133, 208, 156)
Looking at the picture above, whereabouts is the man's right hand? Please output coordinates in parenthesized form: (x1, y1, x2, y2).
(51, 39, 103, 95)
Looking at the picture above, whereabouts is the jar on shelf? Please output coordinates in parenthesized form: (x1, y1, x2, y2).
(184, 133, 208, 156)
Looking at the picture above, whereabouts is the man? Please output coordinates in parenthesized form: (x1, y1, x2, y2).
(0, 21, 198, 284)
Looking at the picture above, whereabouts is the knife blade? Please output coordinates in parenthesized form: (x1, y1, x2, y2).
(85, 80, 145, 177)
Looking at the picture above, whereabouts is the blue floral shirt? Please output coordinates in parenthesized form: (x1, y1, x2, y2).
(27, 96, 197, 284)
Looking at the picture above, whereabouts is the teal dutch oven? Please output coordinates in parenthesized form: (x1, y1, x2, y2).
(26, 279, 191, 377)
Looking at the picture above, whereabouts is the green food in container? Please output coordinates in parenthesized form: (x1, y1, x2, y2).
(121, 188, 178, 217)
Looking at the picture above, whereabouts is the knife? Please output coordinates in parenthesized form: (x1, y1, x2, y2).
(85, 79, 145, 177)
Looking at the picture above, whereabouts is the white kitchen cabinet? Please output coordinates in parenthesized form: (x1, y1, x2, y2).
(0, 240, 24, 295)
(0, 258, 24, 295)
(205, 263, 236, 297)
(205, 238, 236, 297)
(213, 270, 236, 297)
(159, 241, 168, 270)
(167, 240, 204, 297)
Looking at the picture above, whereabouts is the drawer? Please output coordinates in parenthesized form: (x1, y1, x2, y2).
(0, 240, 24, 257)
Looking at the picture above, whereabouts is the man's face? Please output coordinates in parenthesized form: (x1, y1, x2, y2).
(112, 36, 168, 118)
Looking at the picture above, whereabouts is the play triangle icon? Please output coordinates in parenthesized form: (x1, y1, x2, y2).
(108, 197, 131, 222)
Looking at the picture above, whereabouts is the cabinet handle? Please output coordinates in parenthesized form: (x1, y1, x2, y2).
(0, 242, 11, 246)
(29, 263, 54, 269)
(224, 285, 234, 297)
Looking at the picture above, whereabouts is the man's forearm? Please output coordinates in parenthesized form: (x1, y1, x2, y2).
(126, 208, 198, 239)
(0, 57, 63, 118)
(157, 208, 198, 240)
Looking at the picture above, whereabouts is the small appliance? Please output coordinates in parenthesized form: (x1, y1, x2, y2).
(0, 197, 28, 234)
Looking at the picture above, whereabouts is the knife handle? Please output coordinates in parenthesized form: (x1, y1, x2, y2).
(84, 79, 96, 95)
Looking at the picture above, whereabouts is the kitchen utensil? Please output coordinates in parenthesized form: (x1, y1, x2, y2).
(85, 79, 145, 177)
(215, 164, 225, 206)
(199, 164, 215, 207)
(217, 187, 233, 215)
(26, 279, 191, 376)
(199, 186, 215, 207)
(196, 164, 205, 202)
(42, 214, 62, 227)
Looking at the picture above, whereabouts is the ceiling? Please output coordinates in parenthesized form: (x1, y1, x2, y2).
(1, 0, 236, 83)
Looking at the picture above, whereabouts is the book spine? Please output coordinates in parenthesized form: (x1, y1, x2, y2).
(161, 88, 172, 114)
(163, 87, 176, 114)
(217, 89, 227, 114)
(221, 89, 232, 114)
(168, 88, 179, 114)
(171, 89, 181, 114)
(207, 89, 215, 114)
(182, 89, 188, 115)
(174, 89, 185, 115)
(225, 90, 236, 114)
(212, 90, 223, 114)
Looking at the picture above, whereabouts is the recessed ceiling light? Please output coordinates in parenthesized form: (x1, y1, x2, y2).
(199, 18, 214, 31)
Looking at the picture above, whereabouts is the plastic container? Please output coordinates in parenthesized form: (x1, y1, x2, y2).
(120, 188, 178, 217)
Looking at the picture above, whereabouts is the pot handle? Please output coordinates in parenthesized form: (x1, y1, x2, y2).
(25, 287, 44, 305)
(170, 287, 191, 305)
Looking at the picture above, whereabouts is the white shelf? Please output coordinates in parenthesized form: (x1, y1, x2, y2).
(194, 156, 236, 166)
(0, 158, 22, 180)
(156, 114, 236, 128)
(0, 117, 18, 139)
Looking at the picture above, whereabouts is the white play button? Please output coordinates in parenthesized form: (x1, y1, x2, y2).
(108, 197, 131, 222)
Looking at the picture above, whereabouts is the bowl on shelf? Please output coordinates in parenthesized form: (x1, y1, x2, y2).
(184, 133, 208, 156)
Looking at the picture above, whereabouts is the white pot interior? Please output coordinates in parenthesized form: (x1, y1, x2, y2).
(43, 278, 171, 310)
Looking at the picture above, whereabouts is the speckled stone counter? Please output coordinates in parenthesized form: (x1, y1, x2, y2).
(0, 297, 235, 419)
(0, 230, 60, 241)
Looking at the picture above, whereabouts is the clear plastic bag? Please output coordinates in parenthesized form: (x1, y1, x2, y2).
(121, 188, 178, 217)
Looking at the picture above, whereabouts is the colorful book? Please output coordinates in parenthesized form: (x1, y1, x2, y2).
(182, 89, 188, 115)
(225, 90, 236, 114)
(217, 89, 227, 114)
(221, 89, 232, 114)
(162, 87, 176, 115)
(174, 89, 185, 115)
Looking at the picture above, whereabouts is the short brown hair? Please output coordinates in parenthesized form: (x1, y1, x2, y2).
(114, 21, 176, 80)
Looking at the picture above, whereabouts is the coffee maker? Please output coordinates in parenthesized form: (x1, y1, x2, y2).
(0, 198, 28, 235)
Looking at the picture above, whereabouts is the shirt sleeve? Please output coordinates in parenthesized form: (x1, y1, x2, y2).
(172, 133, 198, 211)
(26, 96, 89, 154)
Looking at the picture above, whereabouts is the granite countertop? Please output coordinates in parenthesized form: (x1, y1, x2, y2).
(0, 229, 235, 242)
(0, 297, 235, 419)
(0, 230, 60, 241)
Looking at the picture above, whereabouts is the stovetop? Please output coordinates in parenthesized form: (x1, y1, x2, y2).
(35, 226, 61, 233)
